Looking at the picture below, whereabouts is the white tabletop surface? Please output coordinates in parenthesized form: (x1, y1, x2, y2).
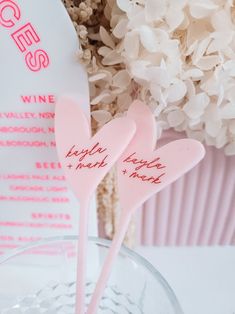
(136, 246, 235, 314)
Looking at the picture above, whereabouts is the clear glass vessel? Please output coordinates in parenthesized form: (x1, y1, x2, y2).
(0, 236, 183, 313)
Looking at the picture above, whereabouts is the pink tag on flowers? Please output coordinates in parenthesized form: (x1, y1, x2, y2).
(117, 100, 205, 211)
(55, 96, 136, 200)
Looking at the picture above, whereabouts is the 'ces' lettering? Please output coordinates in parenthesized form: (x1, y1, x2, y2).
(0, 0, 50, 72)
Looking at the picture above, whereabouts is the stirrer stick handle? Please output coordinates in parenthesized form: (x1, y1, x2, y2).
(76, 198, 90, 314)
(87, 211, 132, 314)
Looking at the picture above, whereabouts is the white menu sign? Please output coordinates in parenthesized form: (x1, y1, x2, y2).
(0, 0, 97, 255)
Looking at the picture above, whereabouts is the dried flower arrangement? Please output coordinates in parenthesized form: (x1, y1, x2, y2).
(63, 0, 235, 243)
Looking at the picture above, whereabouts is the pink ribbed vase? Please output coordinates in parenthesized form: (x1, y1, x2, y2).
(136, 130, 235, 246)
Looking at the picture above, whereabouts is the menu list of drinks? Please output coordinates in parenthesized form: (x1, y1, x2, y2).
(0, 0, 97, 255)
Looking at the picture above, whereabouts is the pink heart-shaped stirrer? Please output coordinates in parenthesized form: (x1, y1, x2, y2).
(88, 100, 205, 313)
(55, 97, 136, 314)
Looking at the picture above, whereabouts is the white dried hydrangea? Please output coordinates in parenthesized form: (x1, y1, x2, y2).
(84, 0, 235, 155)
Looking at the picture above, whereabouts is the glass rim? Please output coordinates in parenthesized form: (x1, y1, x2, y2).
(0, 235, 183, 314)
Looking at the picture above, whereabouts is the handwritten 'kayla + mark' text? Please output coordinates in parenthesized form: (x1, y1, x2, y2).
(122, 152, 166, 184)
(65, 142, 108, 170)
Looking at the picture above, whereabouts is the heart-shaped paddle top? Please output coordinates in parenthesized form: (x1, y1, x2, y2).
(55, 97, 136, 199)
(117, 100, 205, 211)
